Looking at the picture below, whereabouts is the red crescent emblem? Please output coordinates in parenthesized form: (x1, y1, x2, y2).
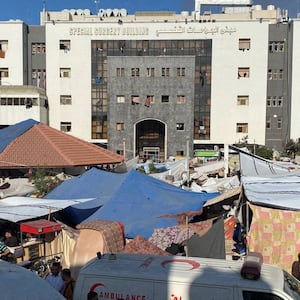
(90, 282, 105, 292)
(161, 259, 200, 270)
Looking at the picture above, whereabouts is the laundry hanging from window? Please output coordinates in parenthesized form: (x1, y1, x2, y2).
(131, 96, 140, 104)
(144, 96, 151, 107)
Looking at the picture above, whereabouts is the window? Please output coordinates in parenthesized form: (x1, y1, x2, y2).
(267, 96, 283, 107)
(116, 68, 125, 77)
(131, 68, 140, 77)
(176, 150, 184, 156)
(60, 122, 72, 132)
(32, 43, 46, 54)
(116, 122, 124, 131)
(176, 68, 185, 77)
(239, 38, 251, 51)
(145, 95, 155, 107)
(236, 123, 248, 133)
(60, 68, 71, 78)
(146, 68, 155, 77)
(268, 69, 284, 80)
(177, 95, 186, 104)
(161, 95, 169, 103)
(237, 95, 249, 105)
(243, 290, 283, 300)
(0, 40, 8, 58)
(161, 68, 170, 77)
(277, 117, 282, 129)
(116, 95, 125, 103)
(60, 95, 72, 105)
(267, 69, 273, 80)
(269, 41, 285, 53)
(266, 117, 271, 129)
(0, 68, 9, 78)
(59, 40, 70, 51)
(131, 95, 140, 105)
(238, 67, 250, 78)
(176, 123, 185, 131)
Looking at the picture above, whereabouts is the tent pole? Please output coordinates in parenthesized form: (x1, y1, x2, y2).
(186, 215, 189, 257)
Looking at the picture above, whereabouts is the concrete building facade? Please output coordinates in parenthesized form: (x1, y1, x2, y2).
(1, 3, 300, 160)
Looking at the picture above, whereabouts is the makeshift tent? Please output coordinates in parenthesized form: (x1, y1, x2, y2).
(186, 217, 226, 259)
(0, 260, 65, 299)
(45, 168, 128, 223)
(241, 174, 300, 210)
(46, 168, 219, 238)
(238, 148, 300, 272)
(247, 204, 300, 272)
(83, 169, 219, 238)
(70, 220, 125, 279)
(236, 147, 297, 177)
(0, 196, 93, 222)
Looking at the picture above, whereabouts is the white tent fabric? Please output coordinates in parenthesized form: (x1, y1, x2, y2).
(241, 175, 300, 210)
(0, 178, 35, 198)
(0, 260, 65, 299)
(239, 151, 297, 177)
(0, 196, 94, 222)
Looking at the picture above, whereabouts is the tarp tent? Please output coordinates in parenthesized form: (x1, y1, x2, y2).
(0, 196, 93, 222)
(236, 147, 297, 177)
(46, 168, 219, 238)
(0, 260, 65, 300)
(237, 148, 300, 272)
(45, 168, 128, 223)
(242, 174, 300, 210)
(83, 169, 219, 238)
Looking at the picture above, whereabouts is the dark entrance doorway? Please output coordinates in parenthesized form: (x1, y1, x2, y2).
(136, 120, 165, 162)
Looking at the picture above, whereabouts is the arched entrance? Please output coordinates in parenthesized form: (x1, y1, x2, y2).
(136, 120, 166, 162)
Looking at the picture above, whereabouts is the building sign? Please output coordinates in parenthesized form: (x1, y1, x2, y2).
(69, 27, 149, 36)
(69, 25, 236, 37)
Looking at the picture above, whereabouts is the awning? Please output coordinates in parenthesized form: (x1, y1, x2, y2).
(0, 196, 94, 222)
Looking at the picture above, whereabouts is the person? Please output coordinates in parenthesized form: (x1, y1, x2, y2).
(0, 240, 11, 261)
(61, 268, 76, 300)
(45, 261, 65, 292)
(291, 253, 300, 280)
(87, 291, 98, 300)
(4, 229, 18, 247)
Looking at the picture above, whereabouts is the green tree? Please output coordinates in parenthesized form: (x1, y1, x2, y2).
(255, 145, 273, 160)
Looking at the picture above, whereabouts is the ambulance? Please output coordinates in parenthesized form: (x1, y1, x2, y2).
(73, 252, 300, 300)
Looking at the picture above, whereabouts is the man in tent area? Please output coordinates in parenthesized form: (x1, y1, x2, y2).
(4, 229, 18, 247)
(0, 240, 11, 261)
(45, 261, 65, 292)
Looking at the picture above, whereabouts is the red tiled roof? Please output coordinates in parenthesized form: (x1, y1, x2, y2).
(0, 123, 123, 168)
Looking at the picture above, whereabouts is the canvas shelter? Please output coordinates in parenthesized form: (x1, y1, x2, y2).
(46, 167, 220, 239)
(235, 148, 300, 272)
(0, 119, 123, 169)
(0, 196, 93, 222)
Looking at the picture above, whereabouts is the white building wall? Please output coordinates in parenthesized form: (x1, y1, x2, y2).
(46, 24, 92, 140)
(45, 18, 270, 145)
(0, 22, 25, 85)
(290, 20, 300, 141)
(210, 21, 269, 146)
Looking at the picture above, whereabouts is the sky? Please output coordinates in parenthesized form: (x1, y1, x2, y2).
(0, 0, 299, 25)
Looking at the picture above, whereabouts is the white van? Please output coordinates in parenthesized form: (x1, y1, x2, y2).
(73, 253, 300, 300)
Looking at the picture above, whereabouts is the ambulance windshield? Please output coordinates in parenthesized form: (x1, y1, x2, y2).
(283, 270, 300, 300)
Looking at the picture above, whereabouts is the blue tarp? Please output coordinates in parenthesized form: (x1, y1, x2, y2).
(0, 119, 38, 152)
(46, 168, 219, 238)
